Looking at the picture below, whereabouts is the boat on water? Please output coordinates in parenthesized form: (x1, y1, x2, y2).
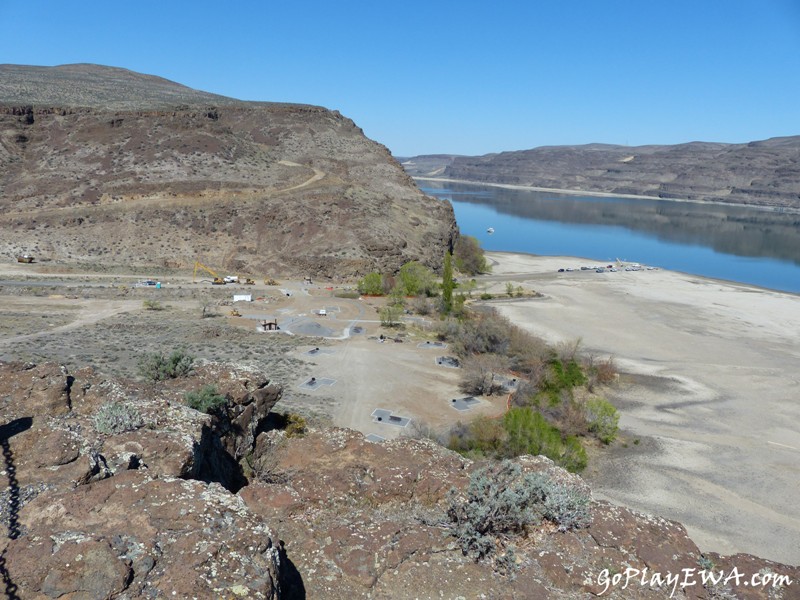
(486, 227, 495, 234)
(16, 254, 34, 263)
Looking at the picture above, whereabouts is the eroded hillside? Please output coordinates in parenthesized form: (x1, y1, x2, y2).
(402, 138, 800, 209)
(0, 65, 457, 277)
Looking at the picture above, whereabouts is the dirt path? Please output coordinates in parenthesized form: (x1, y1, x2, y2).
(0, 299, 142, 346)
(0, 161, 327, 223)
(277, 160, 326, 191)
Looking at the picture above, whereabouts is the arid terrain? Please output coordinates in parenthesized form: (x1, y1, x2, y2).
(400, 136, 800, 209)
(2, 257, 800, 598)
(3, 62, 800, 598)
(0, 64, 457, 278)
(3, 251, 799, 571)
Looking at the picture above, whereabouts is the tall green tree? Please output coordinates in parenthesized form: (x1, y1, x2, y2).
(397, 261, 437, 297)
(442, 251, 454, 314)
(454, 236, 488, 275)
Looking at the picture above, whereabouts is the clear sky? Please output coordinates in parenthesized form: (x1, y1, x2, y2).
(2, 1, 799, 156)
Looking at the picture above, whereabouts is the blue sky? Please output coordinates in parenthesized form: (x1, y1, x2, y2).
(2, 1, 799, 156)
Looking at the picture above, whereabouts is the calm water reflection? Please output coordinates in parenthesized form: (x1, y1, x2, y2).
(419, 180, 800, 294)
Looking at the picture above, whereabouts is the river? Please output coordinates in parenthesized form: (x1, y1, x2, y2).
(418, 180, 800, 294)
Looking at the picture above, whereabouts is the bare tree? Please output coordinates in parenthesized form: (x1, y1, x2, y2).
(459, 354, 511, 396)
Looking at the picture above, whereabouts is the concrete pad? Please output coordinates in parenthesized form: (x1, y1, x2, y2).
(365, 434, 385, 443)
(417, 341, 447, 349)
(289, 320, 334, 337)
(298, 377, 336, 391)
(436, 356, 460, 368)
(370, 408, 411, 427)
(451, 396, 481, 411)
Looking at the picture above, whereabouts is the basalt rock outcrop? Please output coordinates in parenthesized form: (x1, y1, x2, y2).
(1, 361, 798, 599)
(402, 137, 800, 209)
(0, 64, 457, 278)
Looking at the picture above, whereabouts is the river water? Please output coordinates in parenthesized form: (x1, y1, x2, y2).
(418, 180, 800, 294)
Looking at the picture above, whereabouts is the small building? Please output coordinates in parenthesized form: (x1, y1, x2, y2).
(257, 319, 280, 332)
(232, 294, 252, 303)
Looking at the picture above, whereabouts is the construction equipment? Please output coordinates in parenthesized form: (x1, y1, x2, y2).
(16, 254, 34, 263)
(264, 278, 280, 286)
(242, 278, 256, 285)
(229, 308, 241, 317)
(193, 261, 226, 285)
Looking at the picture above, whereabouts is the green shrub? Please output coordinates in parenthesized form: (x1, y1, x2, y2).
(537, 359, 588, 405)
(185, 385, 227, 414)
(137, 349, 194, 382)
(503, 407, 563, 460)
(448, 407, 588, 473)
(479, 292, 493, 300)
(447, 417, 506, 457)
(94, 402, 144, 434)
(380, 304, 403, 327)
(142, 298, 164, 310)
(560, 435, 589, 472)
(447, 460, 591, 571)
(142, 299, 163, 311)
(447, 461, 542, 562)
(503, 408, 588, 472)
(357, 272, 384, 295)
(397, 261, 438, 297)
(585, 398, 619, 444)
(285, 413, 307, 437)
(536, 478, 592, 532)
(454, 236, 489, 275)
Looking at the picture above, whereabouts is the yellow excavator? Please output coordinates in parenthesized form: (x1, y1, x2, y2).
(193, 261, 226, 285)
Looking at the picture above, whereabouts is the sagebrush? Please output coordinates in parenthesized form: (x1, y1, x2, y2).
(137, 349, 194, 381)
(94, 402, 144, 434)
(185, 385, 227, 414)
(447, 460, 592, 573)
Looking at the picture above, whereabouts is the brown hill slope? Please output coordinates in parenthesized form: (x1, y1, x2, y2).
(0, 64, 456, 277)
(402, 138, 800, 209)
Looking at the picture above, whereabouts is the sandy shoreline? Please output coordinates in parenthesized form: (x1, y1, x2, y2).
(414, 176, 800, 214)
(482, 251, 800, 565)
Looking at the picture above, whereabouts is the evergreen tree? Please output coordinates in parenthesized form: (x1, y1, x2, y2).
(442, 251, 454, 314)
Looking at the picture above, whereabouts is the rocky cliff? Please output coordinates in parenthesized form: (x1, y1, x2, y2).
(402, 137, 800, 209)
(0, 64, 457, 277)
(1, 361, 797, 599)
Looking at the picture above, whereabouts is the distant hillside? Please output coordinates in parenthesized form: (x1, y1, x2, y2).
(402, 138, 800, 209)
(0, 63, 243, 110)
(0, 64, 457, 277)
(397, 154, 462, 178)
